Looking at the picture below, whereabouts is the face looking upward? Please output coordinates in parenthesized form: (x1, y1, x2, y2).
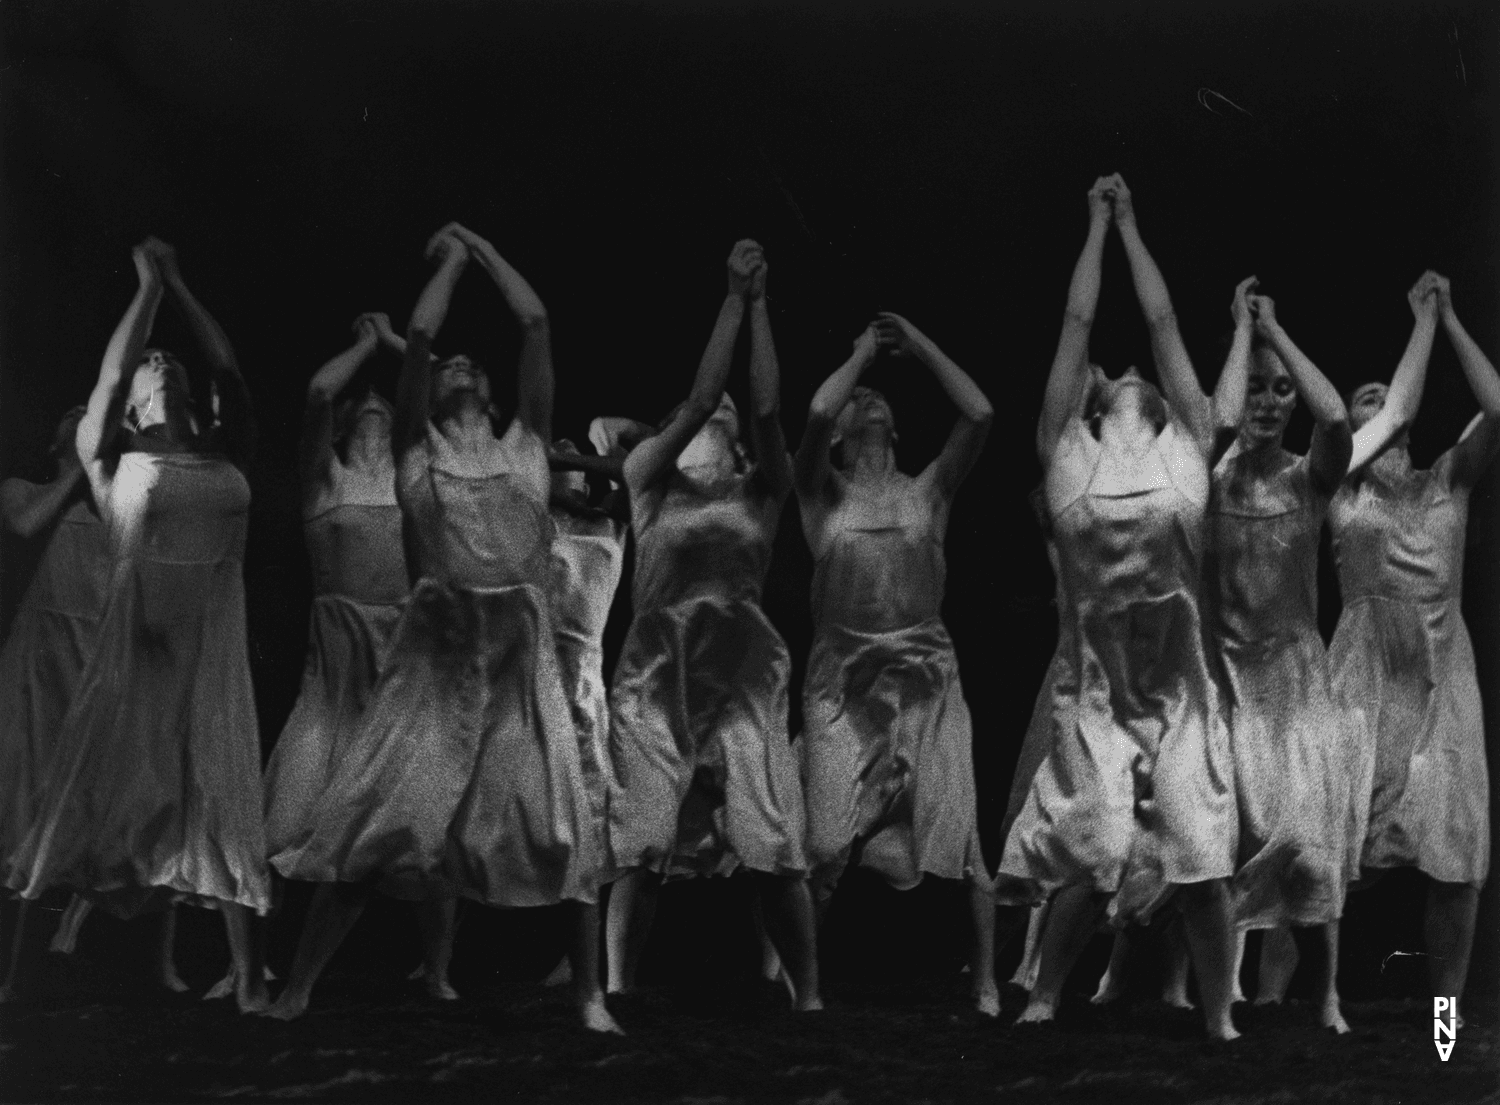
(835, 386, 895, 445)
(431, 354, 491, 410)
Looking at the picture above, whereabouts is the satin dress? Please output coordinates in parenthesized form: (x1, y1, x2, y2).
(997, 419, 1237, 923)
(263, 497, 409, 857)
(550, 507, 628, 827)
(1207, 450, 1364, 929)
(798, 475, 984, 889)
(6, 449, 270, 916)
(999, 488, 1075, 848)
(272, 423, 602, 906)
(608, 468, 807, 879)
(1329, 452, 1488, 887)
(0, 496, 109, 868)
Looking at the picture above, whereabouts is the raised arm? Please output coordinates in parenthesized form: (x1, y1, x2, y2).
(548, 448, 625, 484)
(1111, 176, 1214, 447)
(149, 240, 254, 466)
(1, 464, 85, 539)
(1435, 276, 1500, 487)
(300, 315, 383, 484)
(1211, 276, 1259, 463)
(441, 223, 552, 441)
(1348, 273, 1441, 475)
(623, 241, 756, 494)
(1038, 178, 1112, 464)
(77, 242, 164, 492)
(876, 312, 993, 499)
(745, 253, 793, 501)
(1251, 295, 1352, 494)
(794, 326, 879, 502)
(395, 233, 470, 457)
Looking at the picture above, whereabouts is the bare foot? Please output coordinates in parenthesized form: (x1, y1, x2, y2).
(542, 959, 573, 988)
(1015, 998, 1057, 1024)
(159, 966, 190, 994)
(407, 963, 425, 982)
(48, 932, 78, 956)
(237, 978, 271, 1016)
(794, 993, 824, 1013)
(263, 991, 309, 1021)
(204, 969, 236, 1001)
(1322, 1003, 1350, 1035)
(1091, 972, 1125, 1005)
(1205, 1015, 1241, 1042)
(579, 995, 626, 1035)
(974, 981, 1001, 1018)
(1162, 986, 1195, 1010)
(424, 975, 460, 1001)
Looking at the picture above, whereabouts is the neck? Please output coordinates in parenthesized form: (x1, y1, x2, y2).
(1370, 442, 1411, 480)
(840, 431, 896, 482)
(1235, 430, 1285, 471)
(1099, 410, 1156, 456)
(346, 429, 390, 469)
(436, 404, 495, 452)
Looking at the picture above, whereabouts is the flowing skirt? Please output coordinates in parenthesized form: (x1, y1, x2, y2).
(5, 558, 269, 917)
(1330, 596, 1488, 887)
(263, 595, 404, 855)
(557, 633, 613, 828)
(0, 605, 98, 866)
(1223, 632, 1368, 929)
(996, 592, 1237, 925)
(798, 618, 983, 889)
(608, 594, 807, 879)
(270, 579, 602, 907)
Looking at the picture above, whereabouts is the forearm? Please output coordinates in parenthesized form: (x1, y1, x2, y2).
(1261, 322, 1346, 425)
(809, 346, 875, 421)
(1117, 219, 1175, 327)
(549, 450, 626, 482)
(166, 275, 239, 378)
(3, 468, 84, 538)
(747, 298, 780, 418)
(308, 335, 379, 403)
(915, 333, 992, 422)
(409, 255, 468, 340)
(687, 294, 744, 413)
(474, 244, 548, 328)
(394, 331, 434, 452)
(1213, 322, 1252, 430)
(1443, 309, 1500, 413)
(1386, 314, 1437, 425)
(1066, 217, 1110, 324)
(83, 279, 162, 461)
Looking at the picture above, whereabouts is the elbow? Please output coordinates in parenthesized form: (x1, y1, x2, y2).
(968, 401, 995, 428)
(1145, 307, 1178, 332)
(518, 308, 550, 334)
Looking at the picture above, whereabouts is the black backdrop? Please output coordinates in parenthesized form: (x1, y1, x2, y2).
(2, 0, 1497, 1003)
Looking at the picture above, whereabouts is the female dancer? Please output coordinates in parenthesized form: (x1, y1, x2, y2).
(0, 408, 112, 1000)
(1330, 271, 1500, 1025)
(1200, 284, 1357, 1030)
(268, 223, 616, 1033)
(995, 176, 1243, 1039)
(263, 312, 408, 856)
(4, 237, 269, 1012)
(605, 241, 821, 1011)
(792, 313, 996, 1014)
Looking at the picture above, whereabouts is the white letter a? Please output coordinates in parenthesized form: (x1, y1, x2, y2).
(1435, 1041, 1455, 1061)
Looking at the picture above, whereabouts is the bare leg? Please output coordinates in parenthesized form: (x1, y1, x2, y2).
(1010, 901, 1051, 990)
(968, 872, 1000, 1016)
(756, 874, 822, 1012)
(1091, 930, 1131, 1005)
(157, 907, 189, 992)
(1226, 926, 1247, 1005)
(1255, 926, 1298, 1005)
(49, 894, 93, 955)
(1161, 915, 1194, 1008)
(1017, 886, 1105, 1023)
(417, 896, 459, 1001)
(0, 899, 35, 1002)
(265, 882, 370, 1020)
(1177, 880, 1239, 1040)
(1426, 880, 1480, 1024)
(750, 895, 797, 1004)
(1319, 921, 1348, 1033)
(605, 869, 660, 995)
(569, 902, 623, 1033)
(220, 901, 269, 1014)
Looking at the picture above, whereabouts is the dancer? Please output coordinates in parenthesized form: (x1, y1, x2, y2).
(1198, 282, 1358, 1030)
(263, 313, 409, 856)
(995, 175, 1242, 1039)
(1330, 271, 1500, 1025)
(268, 223, 617, 1033)
(0, 408, 112, 1000)
(604, 241, 822, 1011)
(4, 237, 269, 1012)
(792, 313, 997, 1014)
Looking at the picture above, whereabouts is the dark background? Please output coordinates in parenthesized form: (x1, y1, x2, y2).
(2, 0, 1497, 1008)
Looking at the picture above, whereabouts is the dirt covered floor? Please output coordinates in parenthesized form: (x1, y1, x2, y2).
(2, 876, 1496, 1104)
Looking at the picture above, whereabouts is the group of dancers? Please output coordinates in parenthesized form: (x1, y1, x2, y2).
(0, 175, 1494, 1043)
